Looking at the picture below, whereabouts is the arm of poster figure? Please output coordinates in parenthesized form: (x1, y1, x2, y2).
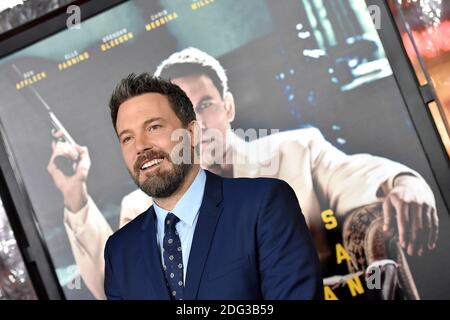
(63, 192, 146, 300)
(47, 130, 89, 212)
(382, 173, 438, 256)
(258, 180, 323, 300)
(47, 131, 113, 299)
(304, 128, 437, 256)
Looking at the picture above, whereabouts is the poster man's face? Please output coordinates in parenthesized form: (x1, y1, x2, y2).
(116, 93, 192, 198)
(172, 74, 235, 166)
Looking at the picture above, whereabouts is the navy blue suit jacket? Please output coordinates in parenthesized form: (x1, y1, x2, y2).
(104, 171, 323, 300)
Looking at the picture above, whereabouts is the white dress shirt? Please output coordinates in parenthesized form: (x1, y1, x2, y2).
(153, 168, 206, 284)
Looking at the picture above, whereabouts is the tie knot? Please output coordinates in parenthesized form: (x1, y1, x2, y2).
(165, 212, 179, 230)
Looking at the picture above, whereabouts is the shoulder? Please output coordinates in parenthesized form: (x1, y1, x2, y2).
(220, 177, 301, 228)
(243, 128, 326, 161)
(106, 208, 150, 252)
(121, 188, 152, 207)
(119, 189, 153, 228)
(222, 176, 294, 201)
(250, 127, 325, 147)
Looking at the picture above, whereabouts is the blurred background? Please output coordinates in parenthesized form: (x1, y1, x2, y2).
(389, 0, 450, 156)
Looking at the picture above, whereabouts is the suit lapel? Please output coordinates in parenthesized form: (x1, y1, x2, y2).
(140, 206, 170, 299)
(184, 171, 223, 300)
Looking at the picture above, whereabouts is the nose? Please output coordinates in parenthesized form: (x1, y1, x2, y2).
(135, 132, 153, 155)
(197, 119, 207, 130)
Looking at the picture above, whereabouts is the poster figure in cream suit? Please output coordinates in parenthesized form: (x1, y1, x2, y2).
(47, 48, 438, 299)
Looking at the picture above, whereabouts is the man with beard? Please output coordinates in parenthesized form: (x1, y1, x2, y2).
(48, 48, 437, 300)
(102, 74, 322, 300)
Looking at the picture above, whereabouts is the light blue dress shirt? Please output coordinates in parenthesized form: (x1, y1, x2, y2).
(153, 168, 206, 284)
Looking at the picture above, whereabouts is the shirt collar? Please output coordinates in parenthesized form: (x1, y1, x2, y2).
(153, 168, 206, 227)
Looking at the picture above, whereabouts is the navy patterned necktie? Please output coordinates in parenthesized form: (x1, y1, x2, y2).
(163, 212, 184, 300)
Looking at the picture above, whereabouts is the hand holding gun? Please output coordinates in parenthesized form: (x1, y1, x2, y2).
(47, 129, 91, 213)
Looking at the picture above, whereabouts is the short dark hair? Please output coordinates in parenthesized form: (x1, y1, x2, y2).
(109, 73, 196, 131)
(158, 63, 224, 98)
(154, 47, 229, 98)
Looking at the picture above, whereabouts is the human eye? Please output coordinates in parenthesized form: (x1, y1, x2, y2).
(196, 101, 213, 112)
(122, 136, 132, 145)
(148, 124, 162, 132)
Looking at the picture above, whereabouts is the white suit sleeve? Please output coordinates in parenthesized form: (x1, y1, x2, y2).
(64, 196, 112, 300)
(308, 129, 432, 218)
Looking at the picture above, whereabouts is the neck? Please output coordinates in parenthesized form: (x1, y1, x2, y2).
(203, 133, 235, 177)
(153, 164, 200, 211)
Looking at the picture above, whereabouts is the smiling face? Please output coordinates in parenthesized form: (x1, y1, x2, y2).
(116, 92, 195, 198)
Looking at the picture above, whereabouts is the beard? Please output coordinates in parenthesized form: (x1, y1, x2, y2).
(130, 149, 191, 198)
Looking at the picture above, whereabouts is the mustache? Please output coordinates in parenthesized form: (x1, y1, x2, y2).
(133, 149, 169, 174)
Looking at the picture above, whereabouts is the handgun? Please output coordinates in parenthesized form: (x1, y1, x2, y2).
(12, 64, 79, 176)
